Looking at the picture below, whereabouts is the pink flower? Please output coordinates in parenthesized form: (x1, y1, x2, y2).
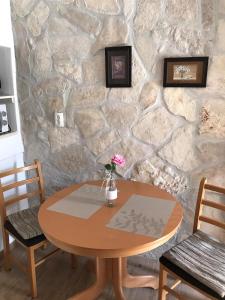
(111, 154, 125, 167)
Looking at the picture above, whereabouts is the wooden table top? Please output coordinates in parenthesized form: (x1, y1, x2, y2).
(38, 180, 183, 258)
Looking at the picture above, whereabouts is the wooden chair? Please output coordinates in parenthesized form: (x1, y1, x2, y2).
(0, 160, 59, 298)
(159, 177, 225, 300)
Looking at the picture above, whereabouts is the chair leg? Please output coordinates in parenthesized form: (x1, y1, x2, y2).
(71, 254, 77, 269)
(2, 229, 11, 271)
(158, 263, 168, 300)
(27, 247, 37, 298)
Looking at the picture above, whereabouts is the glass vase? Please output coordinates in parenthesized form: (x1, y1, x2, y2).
(105, 174, 117, 207)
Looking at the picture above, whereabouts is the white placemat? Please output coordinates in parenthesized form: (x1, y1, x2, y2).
(47, 184, 105, 219)
(107, 194, 176, 238)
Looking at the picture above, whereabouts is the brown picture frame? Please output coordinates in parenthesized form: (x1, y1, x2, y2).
(105, 46, 132, 88)
(163, 57, 209, 87)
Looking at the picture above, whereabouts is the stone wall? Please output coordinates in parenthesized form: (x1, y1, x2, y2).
(11, 0, 225, 241)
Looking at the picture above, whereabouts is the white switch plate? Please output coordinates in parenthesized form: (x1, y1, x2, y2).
(55, 112, 64, 127)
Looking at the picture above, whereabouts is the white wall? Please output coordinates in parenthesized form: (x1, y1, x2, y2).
(0, 0, 14, 47)
(0, 0, 26, 250)
(0, 0, 24, 167)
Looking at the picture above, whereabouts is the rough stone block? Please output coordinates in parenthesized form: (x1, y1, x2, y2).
(70, 109, 106, 138)
(164, 88, 197, 122)
(84, 0, 120, 15)
(59, 5, 101, 36)
(92, 16, 129, 53)
(103, 102, 138, 130)
(199, 99, 225, 138)
(159, 125, 200, 172)
(11, 0, 36, 17)
(133, 107, 177, 146)
(27, 1, 49, 36)
(98, 138, 152, 176)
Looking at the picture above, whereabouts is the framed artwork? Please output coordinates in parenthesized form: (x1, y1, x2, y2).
(105, 46, 132, 88)
(163, 57, 209, 87)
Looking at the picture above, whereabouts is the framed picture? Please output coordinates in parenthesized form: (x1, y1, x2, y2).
(163, 57, 209, 87)
(105, 46, 132, 88)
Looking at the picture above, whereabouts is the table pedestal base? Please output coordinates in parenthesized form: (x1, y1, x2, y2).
(68, 257, 159, 300)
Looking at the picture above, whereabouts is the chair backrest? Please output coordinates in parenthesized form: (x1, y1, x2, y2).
(0, 159, 45, 224)
(193, 177, 225, 233)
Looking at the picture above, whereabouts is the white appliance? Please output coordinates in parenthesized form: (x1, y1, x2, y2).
(0, 104, 9, 133)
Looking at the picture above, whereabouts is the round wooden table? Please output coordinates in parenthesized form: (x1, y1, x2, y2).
(38, 180, 183, 300)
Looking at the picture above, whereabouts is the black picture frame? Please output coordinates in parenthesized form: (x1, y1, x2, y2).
(105, 46, 132, 88)
(163, 57, 209, 87)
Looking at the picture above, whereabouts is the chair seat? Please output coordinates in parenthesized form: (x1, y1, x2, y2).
(160, 231, 225, 299)
(4, 220, 46, 247)
(4, 206, 46, 247)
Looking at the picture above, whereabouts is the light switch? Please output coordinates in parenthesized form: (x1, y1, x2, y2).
(55, 112, 64, 127)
